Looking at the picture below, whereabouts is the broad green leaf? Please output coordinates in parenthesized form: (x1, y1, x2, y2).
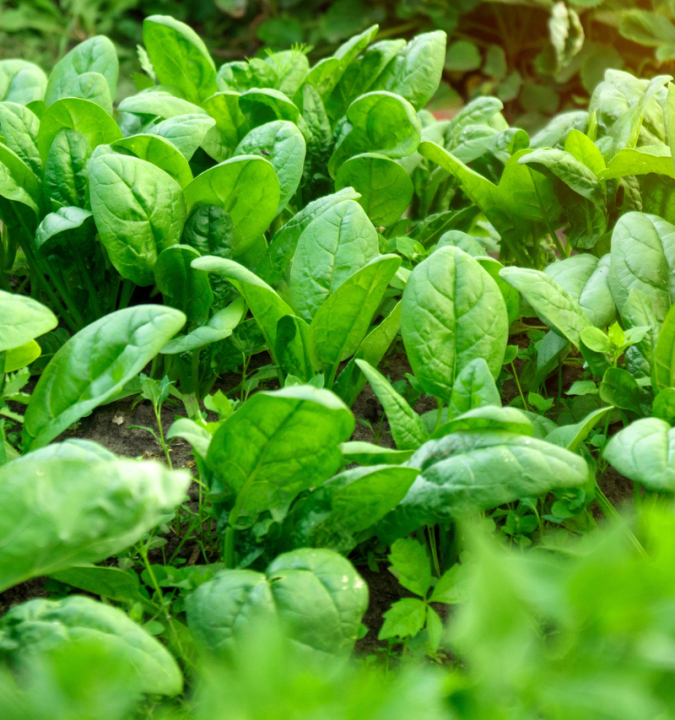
(290, 465, 419, 553)
(143, 15, 217, 103)
(186, 548, 367, 658)
(371, 30, 447, 111)
(654, 303, 675, 391)
(476, 257, 520, 326)
(0, 439, 189, 592)
(389, 537, 431, 596)
(44, 36, 118, 108)
(234, 120, 306, 215)
(356, 359, 428, 450)
(600, 145, 673, 180)
(118, 91, 207, 121)
(621, 288, 660, 364)
(0, 101, 41, 177)
(449, 357, 501, 419)
(0, 60, 47, 104)
(51, 565, 148, 606)
(89, 152, 186, 286)
(403, 247, 508, 402)
(166, 417, 212, 459)
(238, 88, 299, 128)
(201, 91, 249, 162)
(328, 92, 422, 177)
(308, 255, 401, 376)
(564, 127, 606, 175)
(34, 206, 95, 256)
(4, 339, 41, 372)
(23, 306, 186, 450)
(518, 147, 605, 208)
(154, 245, 213, 324)
(599, 367, 649, 413)
(161, 298, 246, 355)
(257, 187, 360, 286)
(333, 300, 402, 408)
(0, 290, 57, 351)
(445, 96, 504, 149)
(206, 387, 354, 528)
(290, 199, 380, 321)
(61, 72, 112, 114)
(339, 441, 414, 466)
(544, 254, 616, 328)
(111, 134, 193, 189)
(43, 129, 91, 211)
(388, 432, 589, 529)
(653, 387, 675, 424)
(0, 596, 182, 696)
(0, 142, 41, 214)
(182, 205, 234, 259)
(500, 267, 591, 347)
(183, 155, 279, 256)
(545, 406, 613, 452)
(609, 211, 675, 323)
(192, 256, 293, 357)
(147, 114, 216, 162)
(335, 153, 413, 227)
(432, 406, 533, 440)
(37, 98, 122, 165)
(604, 418, 675, 491)
(276, 314, 311, 381)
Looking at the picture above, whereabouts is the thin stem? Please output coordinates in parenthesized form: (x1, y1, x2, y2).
(427, 525, 441, 577)
(594, 486, 648, 560)
(73, 251, 103, 319)
(510, 362, 529, 411)
(223, 525, 236, 568)
(118, 279, 135, 309)
(435, 397, 444, 432)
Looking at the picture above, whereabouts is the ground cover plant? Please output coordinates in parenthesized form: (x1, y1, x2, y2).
(4, 15, 675, 720)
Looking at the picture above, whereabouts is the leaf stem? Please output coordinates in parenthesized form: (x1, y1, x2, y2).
(510, 362, 529, 411)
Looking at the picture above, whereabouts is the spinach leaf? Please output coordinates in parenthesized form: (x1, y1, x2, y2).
(146, 114, 216, 162)
(111, 134, 193, 189)
(403, 246, 508, 403)
(206, 386, 354, 528)
(154, 245, 213, 324)
(44, 129, 91, 211)
(0, 59, 47, 104)
(0, 101, 41, 178)
(0, 290, 57, 351)
(23, 306, 186, 449)
(89, 152, 186, 286)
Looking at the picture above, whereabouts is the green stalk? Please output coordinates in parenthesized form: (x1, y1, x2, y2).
(223, 526, 236, 568)
(118, 279, 135, 309)
(594, 486, 648, 560)
(510, 362, 529, 411)
(73, 252, 103, 319)
(427, 525, 441, 577)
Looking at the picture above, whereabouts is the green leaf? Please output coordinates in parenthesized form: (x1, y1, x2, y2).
(43, 129, 91, 211)
(50, 565, 148, 606)
(0, 290, 57, 352)
(378, 598, 427, 640)
(328, 92, 422, 177)
(580, 326, 611, 354)
(89, 151, 186, 286)
(654, 303, 675, 391)
(335, 153, 414, 227)
(163, 299, 246, 355)
(292, 464, 419, 552)
(0, 101, 41, 178)
(449, 357, 501, 419)
(433, 407, 533, 440)
(206, 386, 354, 528)
(476, 257, 520, 326)
(183, 155, 279, 257)
(201, 91, 250, 161)
(239, 88, 299, 128)
(0, 142, 42, 214)
(604, 418, 675, 491)
(166, 417, 212, 458)
(564, 128, 606, 175)
(4, 339, 40, 373)
(234, 120, 305, 215)
(653, 387, 675, 424)
(403, 246, 508, 403)
(275, 314, 311, 381)
(339, 441, 414, 466)
(23, 306, 186, 450)
(192, 256, 293, 357)
(290, 199, 380, 321)
(60, 72, 113, 115)
(609, 212, 675, 323)
(500, 266, 591, 347)
(257, 187, 360, 286)
(545, 254, 615, 328)
(445, 40, 481, 72)
(34, 206, 95, 257)
(389, 537, 432, 597)
(147, 114, 216, 162)
(0, 60, 47, 105)
(143, 15, 217, 104)
(599, 367, 649, 414)
(37, 97, 122, 165)
(44, 36, 118, 108)
(0, 595, 181, 696)
(118, 91, 207, 121)
(0, 440, 190, 592)
(333, 301, 402, 408)
(355, 359, 428, 451)
(186, 548, 368, 658)
(308, 255, 401, 376)
(549, 1, 584, 70)
(372, 30, 447, 111)
(154, 245, 213, 324)
(545, 406, 613, 452)
(111, 134, 193, 189)
(429, 565, 467, 604)
(619, 10, 675, 47)
(600, 145, 673, 180)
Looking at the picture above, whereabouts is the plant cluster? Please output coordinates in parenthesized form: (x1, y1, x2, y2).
(2, 14, 675, 720)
